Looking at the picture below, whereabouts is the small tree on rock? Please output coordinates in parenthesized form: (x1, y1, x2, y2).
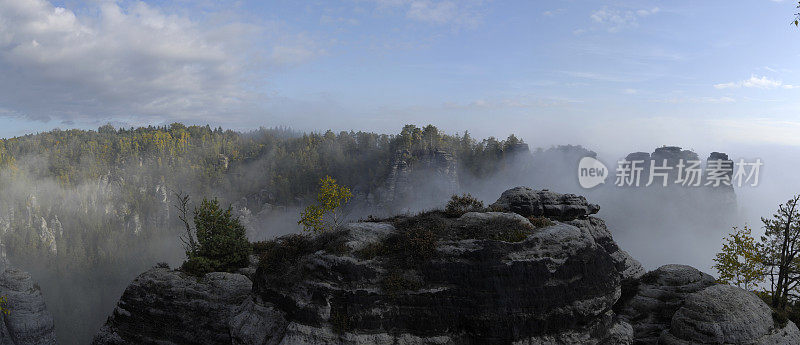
(759, 195, 800, 309)
(177, 194, 251, 275)
(713, 225, 765, 291)
(298, 176, 352, 233)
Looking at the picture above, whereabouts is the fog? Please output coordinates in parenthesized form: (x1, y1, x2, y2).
(368, 142, 797, 275)
(0, 132, 797, 344)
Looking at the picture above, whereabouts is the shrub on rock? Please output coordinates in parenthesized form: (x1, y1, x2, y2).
(180, 198, 251, 276)
(445, 193, 484, 217)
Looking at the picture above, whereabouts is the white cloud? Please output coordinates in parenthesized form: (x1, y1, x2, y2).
(636, 8, 660, 17)
(651, 96, 736, 104)
(371, 0, 485, 28)
(590, 7, 660, 32)
(714, 75, 796, 89)
(0, 0, 322, 124)
(542, 9, 565, 17)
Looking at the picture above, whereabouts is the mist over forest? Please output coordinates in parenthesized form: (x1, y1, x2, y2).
(0, 122, 776, 344)
(2, 0, 800, 343)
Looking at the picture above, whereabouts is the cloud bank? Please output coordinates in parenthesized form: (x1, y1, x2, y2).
(0, 0, 324, 125)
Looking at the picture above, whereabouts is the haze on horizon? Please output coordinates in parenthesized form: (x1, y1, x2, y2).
(1, 0, 800, 252)
(0, 0, 798, 154)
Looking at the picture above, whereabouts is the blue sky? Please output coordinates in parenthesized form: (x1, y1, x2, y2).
(1, 0, 800, 152)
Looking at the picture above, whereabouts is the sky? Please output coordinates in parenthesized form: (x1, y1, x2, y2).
(1, 0, 800, 153)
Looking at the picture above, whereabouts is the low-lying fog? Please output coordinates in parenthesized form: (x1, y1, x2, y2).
(8, 136, 799, 345)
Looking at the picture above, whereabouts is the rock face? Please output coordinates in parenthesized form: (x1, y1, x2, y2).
(92, 267, 286, 345)
(93, 187, 795, 345)
(490, 186, 600, 220)
(0, 259, 57, 345)
(378, 149, 459, 210)
(254, 219, 625, 344)
(567, 217, 644, 281)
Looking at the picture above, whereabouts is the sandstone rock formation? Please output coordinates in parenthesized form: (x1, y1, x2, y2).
(615, 264, 717, 344)
(92, 267, 287, 345)
(377, 149, 459, 210)
(0, 259, 57, 345)
(92, 188, 795, 345)
(490, 186, 600, 220)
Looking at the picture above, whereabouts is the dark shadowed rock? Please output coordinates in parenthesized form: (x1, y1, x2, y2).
(0, 261, 57, 345)
(91, 267, 286, 345)
(253, 218, 625, 343)
(489, 187, 600, 220)
(229, 297, 287, 345)
(92, 188, 796, 345)
(661, 284, 800, 344)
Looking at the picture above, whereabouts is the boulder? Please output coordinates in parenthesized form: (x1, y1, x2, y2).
(660, 284, 800, 344)
(616, 264, 716, 344)
(490, 187, 600, 220)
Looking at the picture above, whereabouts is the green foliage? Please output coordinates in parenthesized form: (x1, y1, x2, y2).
(794, 2, 800, 26)
(0, 123, 526, 344)
(714, 196, 800, 313)
(757, 292, 800, 329)
(186, 198, 251, 274)
(713, 225, 765, 290)
(445, 193, 484, 217)
(758, 195, 800, 310)
(178, 197, 251, 276)
(180, 256, 216, 277)
(0, 295, 9, 316)
(299, 176, 353, 232)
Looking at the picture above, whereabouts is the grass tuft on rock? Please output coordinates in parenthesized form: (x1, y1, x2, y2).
(527, 216, 554, 228)
(445, 193, 485, 217)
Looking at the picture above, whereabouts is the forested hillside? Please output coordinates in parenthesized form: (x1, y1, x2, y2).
(0, 123, 525, 344)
